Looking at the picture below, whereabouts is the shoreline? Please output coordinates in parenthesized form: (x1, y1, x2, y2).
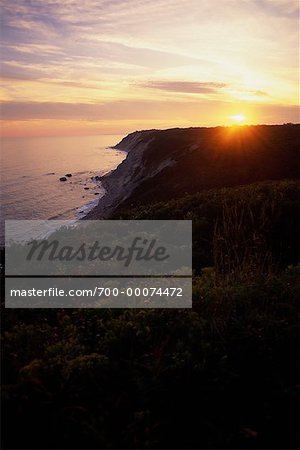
(81, 145, 131, 220)
(0, 140, 127, 245)
(82, 134, 151, 220)
(75, 145, 129, 220)
(81, 161, 131, 220)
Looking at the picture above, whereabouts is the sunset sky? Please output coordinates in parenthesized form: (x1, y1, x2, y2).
(0, 0, 299, 137)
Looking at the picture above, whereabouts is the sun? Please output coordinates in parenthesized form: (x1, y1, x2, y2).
(229, 114, 246, 124)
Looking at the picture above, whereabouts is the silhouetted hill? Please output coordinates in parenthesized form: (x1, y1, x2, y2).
(86, 124, 299, 218)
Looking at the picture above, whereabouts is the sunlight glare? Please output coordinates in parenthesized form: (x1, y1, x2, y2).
(229, 114, 246, 123)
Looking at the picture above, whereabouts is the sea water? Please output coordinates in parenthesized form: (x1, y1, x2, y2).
(0, 135, 126, 244)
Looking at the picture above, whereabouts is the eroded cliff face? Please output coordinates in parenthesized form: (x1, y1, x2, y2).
(84, 129, 177, 218)
(85, 124, 300, 219)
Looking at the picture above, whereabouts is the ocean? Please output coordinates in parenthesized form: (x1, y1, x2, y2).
(0, 134, 126, 244)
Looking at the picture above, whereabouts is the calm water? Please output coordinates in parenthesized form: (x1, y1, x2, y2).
(0, 135, 126, 243)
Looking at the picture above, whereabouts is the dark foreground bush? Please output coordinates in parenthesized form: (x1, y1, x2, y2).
(116, 180, 300, 273)
(2, 265, 299, 449)
(2, 180, 299, 449)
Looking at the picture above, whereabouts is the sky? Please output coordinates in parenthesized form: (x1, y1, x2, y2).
(0, 0, 299, 137)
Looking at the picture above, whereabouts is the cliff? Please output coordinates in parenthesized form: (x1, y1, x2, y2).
(85, 124, 300, 219)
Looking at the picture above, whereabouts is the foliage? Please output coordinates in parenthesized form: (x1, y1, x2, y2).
(116, 180, 300, 274)
(1, 265, 300, 448)
(1, 180, 300, 448)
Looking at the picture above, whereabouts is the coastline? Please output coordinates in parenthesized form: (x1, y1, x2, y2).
(82, 124, 300, 221)
(82, 132, 153, 219)
(0, 137, 127, 245)
(82, 128, 177, 220)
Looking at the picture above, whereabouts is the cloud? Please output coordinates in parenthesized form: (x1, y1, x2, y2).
(1, 100, 298, 123)
(0, 62, 43, 81)
(251, 90, 268, 96)
(250, 0, 299, 19)
(0, 100, 191, 120)
(0, 0, 298, 133)
(4, 43, 64, 55)
(140, 81, 227, 94)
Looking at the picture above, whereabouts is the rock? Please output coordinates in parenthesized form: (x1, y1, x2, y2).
(59, 177, 67, 181)
(84, 187, 90, 190)
(65, 173, 72, 177)
(94, 192, 99, 195)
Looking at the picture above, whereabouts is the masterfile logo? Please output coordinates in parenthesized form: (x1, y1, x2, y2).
(25, 236, 170, 266)
(5, 220, 192, 276)
(5, 220, 192, 308)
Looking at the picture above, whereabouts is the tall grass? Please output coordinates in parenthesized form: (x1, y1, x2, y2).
(213, 198, 279, 279)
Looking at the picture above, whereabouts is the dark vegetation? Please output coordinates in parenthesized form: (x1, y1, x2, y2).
(1, 124, 300, 449)
(115, 180, 300, 274)
(1, 266, 299, 449)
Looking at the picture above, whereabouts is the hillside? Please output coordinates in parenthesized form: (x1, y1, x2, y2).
(2, 125, 300, 449)
(86, 124, 300, 219)
(2, 180, 300, 448)
(112, 180, 300, 273)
